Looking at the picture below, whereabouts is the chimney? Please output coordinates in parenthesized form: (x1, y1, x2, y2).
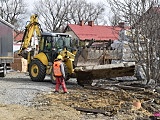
(88, 21, 94, 27)
(79, 20, 84, 26)
(118, 22, 125, 28)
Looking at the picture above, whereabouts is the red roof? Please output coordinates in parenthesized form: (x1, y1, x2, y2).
(14, 31, 24, 41)
(68, 24, 122, 41)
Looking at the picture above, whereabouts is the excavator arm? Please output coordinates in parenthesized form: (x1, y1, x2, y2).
(18, 14, 42, 58)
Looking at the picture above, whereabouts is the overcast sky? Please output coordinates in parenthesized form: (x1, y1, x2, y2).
(28, 0, 104, 3)
(27, 0, 109, 16)
(27, 0, 111, 25)
(28, 0, 106, 8)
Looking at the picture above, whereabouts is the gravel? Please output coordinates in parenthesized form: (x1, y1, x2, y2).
(0, 71, 54, 106)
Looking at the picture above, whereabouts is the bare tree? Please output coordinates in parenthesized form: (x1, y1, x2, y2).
(0, 0, 28, 30)
(33, 0, 106, 32)
(107, 0, 160, 84)
(67, 0, 105, 25)
(109, 12, 121, 26)
(33, 0, 72, 32)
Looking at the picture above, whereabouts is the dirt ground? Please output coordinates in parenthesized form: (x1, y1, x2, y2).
(0, 103, 80, 120)
(2, 86, 158, 120)
(40, 83, 160, 120)
(1, 73, 160, 120)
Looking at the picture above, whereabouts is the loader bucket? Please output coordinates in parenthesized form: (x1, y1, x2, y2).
(74, 47, 104, 67)
(75, 62, 135, 86)
(74, 47, 122, 67)
(75, 62, 135, 78)
(74, 44, 135, 86)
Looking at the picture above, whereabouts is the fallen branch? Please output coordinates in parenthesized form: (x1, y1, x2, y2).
(84, 83, 145, 91)
(74, 107, 108, 115)
(114, 84, 145, 91)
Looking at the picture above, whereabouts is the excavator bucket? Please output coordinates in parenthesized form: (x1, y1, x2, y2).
(74, 41, 136, 86)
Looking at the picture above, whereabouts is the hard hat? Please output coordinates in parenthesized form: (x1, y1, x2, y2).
(57, 55, 63, 60)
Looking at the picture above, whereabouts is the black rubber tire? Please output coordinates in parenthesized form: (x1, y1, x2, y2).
(0, 64, 7, 77)
(50, 70, 56, 84)
(76, 72, 93, 87)
(64, 64, 70, 81)
(29, 59, 46, 82)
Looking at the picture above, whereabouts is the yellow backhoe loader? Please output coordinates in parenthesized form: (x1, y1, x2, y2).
(18, 14, 76, 82)
(18, 14, 135, 86)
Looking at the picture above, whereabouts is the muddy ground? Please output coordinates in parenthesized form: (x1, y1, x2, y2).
(0, 71, 160, 120)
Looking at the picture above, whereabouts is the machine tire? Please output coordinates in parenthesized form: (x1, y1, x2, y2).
(0, 63, 7, 77)
(64, 64, 70, 81)
(29, 59, 46, 82)
(50, 70, 56, 84)
(76, 72, 93, 87)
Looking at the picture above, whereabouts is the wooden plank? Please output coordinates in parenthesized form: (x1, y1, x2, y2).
(74, 107, 107, 115)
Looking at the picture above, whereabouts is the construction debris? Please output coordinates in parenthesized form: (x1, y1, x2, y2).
(74, 107, 108, 115)
(39, 78, 160, 119)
